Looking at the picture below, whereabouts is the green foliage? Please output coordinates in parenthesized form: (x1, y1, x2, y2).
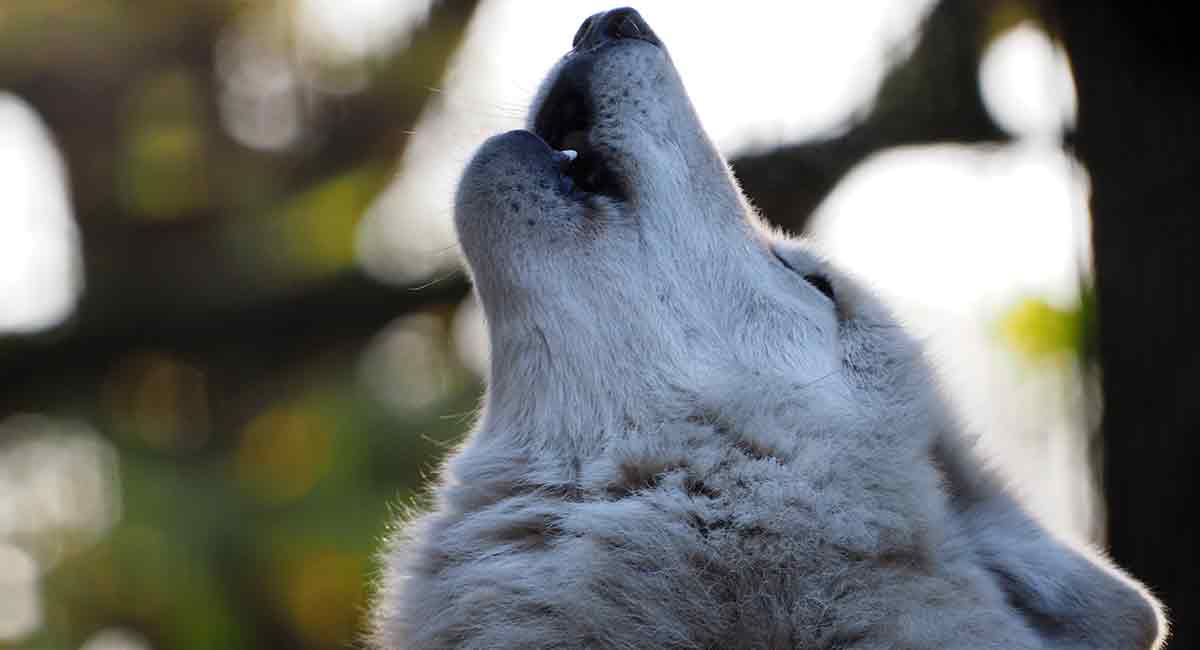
(118, 70, 211, 221)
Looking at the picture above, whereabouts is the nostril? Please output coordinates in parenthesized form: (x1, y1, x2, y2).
(612, 12, 643, 39)
(572, 15, 594, 48)
(573, 8, 660, 51)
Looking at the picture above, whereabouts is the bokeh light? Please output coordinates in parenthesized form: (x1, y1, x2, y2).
(359, 313, 461, 415)
(215, 7, 305, 151)
(235, 404, 332, 505)
(281, 549, 366, 646)
(103, 351, 211, 453)
(0, 543, 41, 642)
(0, 415, 122, 643)
(812, 144, 1089, 319)
(980, 22, 1077, 140)
(118, 71, 210, 220)
(451, 295, 490, 381)
(0, 94, 83, 334)
(79, 628, 154, 650)
(293, 0, 435, 64)
(0, 415, 122, 565)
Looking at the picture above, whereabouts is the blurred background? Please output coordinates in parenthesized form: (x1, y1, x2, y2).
(0, 1, 1195, 649)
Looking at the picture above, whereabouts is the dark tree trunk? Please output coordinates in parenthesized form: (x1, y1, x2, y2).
(1055, 4, 1200, 646)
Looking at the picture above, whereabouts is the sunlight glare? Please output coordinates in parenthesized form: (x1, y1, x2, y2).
(0, 543, 40, 642)
(813, 144, 1089, 320)
(358, 313, 459, 414)
(452, 294, 489, 381)
(0, 94, 83, 334)
(79, 628, 153, 650)
(980, 23, 1077, 141)
(216, 9, 304, 151)
(295, 0, 434, 63)
(0, 416, 122, 565)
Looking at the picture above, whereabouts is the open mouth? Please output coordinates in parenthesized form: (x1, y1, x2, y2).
(531, 56, 625, 200)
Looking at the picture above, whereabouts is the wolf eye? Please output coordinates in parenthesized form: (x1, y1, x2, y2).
(773, 250, 836, 303)
(803, 274, 836, 302)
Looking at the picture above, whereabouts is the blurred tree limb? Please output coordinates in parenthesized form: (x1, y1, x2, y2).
(0, 271, 469, 412)
(733, 0, 1009, 233)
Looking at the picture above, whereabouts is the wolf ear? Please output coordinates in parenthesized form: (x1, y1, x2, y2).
(933, 432, 1166, 649)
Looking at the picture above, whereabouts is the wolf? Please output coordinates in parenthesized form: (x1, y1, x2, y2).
(371, 8, 1164, 649)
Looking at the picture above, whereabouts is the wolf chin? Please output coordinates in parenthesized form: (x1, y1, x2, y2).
(371, 8, 1164, 649)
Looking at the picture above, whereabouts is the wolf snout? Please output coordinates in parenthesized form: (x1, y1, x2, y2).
(572, 7, 661, 51)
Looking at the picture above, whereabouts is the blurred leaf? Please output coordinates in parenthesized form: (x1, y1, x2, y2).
(284, 164, 389, 274)
(280, 549, 366, 647)
(223, 163, 390, 288)
(999, 296, 1085, 362)
(234, 403, 332, 506)
(118, 70, 211, 220)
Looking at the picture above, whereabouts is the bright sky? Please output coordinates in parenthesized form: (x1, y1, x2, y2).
(814, 24, 1085, 323)
(0, 94, 82, 335)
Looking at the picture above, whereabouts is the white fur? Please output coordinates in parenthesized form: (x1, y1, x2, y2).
(371, 12, 1164, 649)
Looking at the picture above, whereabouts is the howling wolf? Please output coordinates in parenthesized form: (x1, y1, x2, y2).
(372, 8, 1164, 649)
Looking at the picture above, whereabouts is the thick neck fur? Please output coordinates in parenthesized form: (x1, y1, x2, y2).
(470, 228, 938, 486)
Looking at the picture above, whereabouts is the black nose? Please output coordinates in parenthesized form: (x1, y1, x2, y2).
(572, 7, 661, 50)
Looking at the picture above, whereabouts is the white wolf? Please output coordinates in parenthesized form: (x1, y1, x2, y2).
(372, 8, 1164, 649)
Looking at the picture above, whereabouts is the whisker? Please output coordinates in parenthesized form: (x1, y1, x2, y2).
(419, 433, 459, 450)
(410, 268, 464, 291)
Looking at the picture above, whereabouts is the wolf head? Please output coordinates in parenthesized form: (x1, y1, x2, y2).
(454, 8, 938, 455)
(453, 8, 937, 451)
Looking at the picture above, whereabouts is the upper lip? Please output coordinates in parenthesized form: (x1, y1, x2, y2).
(531, 48, 624, 199)
(531, 59, 589, 153)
